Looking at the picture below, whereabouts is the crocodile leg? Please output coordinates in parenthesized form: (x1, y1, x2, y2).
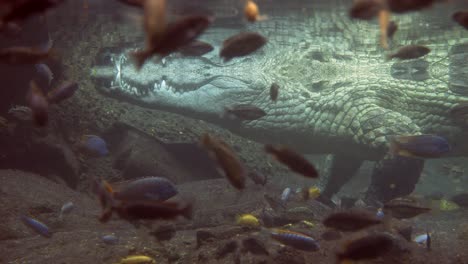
(319, 155, 364, 206)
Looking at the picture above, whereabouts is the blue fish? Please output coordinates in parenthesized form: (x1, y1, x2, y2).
(281, 187, 291, 202)
(270, 229, 319, 251)
(101, 234, 119, 245)
(114, 177, 178, 201)
(35, 63, 53, 86)
(414, 232, 431, 250)
(59, 201, 75, 219)
(389, 134, 450, 158)
(81, 135, 109, 157)
(376, 208, 385, 219)
(20, 216, 52, 238)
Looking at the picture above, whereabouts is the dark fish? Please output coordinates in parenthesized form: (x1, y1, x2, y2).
(387, 21, 398, 40)
(113, 177, 178, 202)
(225, 104, 266, 120)
(201, 134, 246, 190)
(389, 134, 450, 158)
(247, 170, 267, 186)
(0, 45, 51, 65)
(383, 202, 431, 219)
(113, 200, 192, 221)
(47, 81, 79, 104)
(264, 144, 318, 178)
(242, 237, 269, 255)
(116, 0, 144, 7)
(27, 80, 49, 127)
(149, 224, 176, 241)
(387, 45, 430, 60)
(453, 11, 468, 30)
(101, 234, 119, 245)
(220, 32, 267, 62)
(270, 83, 279, 102)
(323, 209, 382, 232)
(450, 192, 468, 207)
(320, 229, 342, 241)
(349, 0, 383, 20)
(132, 14, 213, 69)
(20, 215, 52, 238)
(35, 63, 53, 86)
(0, 0, 65, 24)
(337, 233, 394, 261)
(387, 0, 438, 14)
(178, 40, 214, 56)
(270, 229, 319, 251)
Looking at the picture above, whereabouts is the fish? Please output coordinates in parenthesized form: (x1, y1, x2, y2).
(270, 83, 279, 102)
(337, 233, 394, 261)
(387, 0, 439, 14)
(269, 229, 320, 251)
(264, 144, 319, 178)
(387, 20, 398, 40)
(26, 80, 49, 127)
(244, 0, 268, 22)
(383, 202, 431, 219)
(281, 187, 291, 202)
(224, 104, 267, 120)
(453, 11, 468, 30)
(78, 135, 109, 157)
(413, 233, 431, 250)
(116, 0, 144, 8)
(102, 200, 192, 222)
(117, 255, 156, 264)
(0, 0, 65, 25)
(349, 0, 383, 20)
(247, 170, 267, 186)
(47, 81, 79, 104)
(388, 134, 450, 158)
(20, 215, 52, 238)
(101, 234, 119, 245)
(236, 214, 260, 227)
(201, 134, 246, 190)
(35, 63, 53, 86)
(376, 208, 385, 219)
(323, 209, 382, 232)
(0, 45, 52, 65)
(220, 32, 267, 62)
(178, 40, 214, 56)
(302, 186, 321, 200)
(242, 237, 269, 255)
(131, 14, 213, 69)
(59, 201, 75, 219)
(112, 177, 178, 202)
(387, 45, 431, 60)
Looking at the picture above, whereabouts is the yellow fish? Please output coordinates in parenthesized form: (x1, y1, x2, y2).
(117, 255, 156, 264)
(236, 214, 260, 227)
(439, 199, 459, 211)
(303, 186, 321, 200)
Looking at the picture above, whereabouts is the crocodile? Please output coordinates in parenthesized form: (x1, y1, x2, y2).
(91, 0, 468, 204)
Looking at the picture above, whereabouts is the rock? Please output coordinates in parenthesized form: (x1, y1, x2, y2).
(242, 237, 269, 256)
(102, 122, 223, 183)
(196, 230, 216, 248)
(215, 240, 238, 259)
(273, 247, 306, 264)
(451, 193, 468, 207)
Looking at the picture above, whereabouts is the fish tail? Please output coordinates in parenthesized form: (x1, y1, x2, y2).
(94, 179, 116, 221)
(182, 203, 193, 220)
(130, 50, 149, 70)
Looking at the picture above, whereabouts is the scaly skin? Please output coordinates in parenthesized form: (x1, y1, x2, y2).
(91, 0, 468, 203)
